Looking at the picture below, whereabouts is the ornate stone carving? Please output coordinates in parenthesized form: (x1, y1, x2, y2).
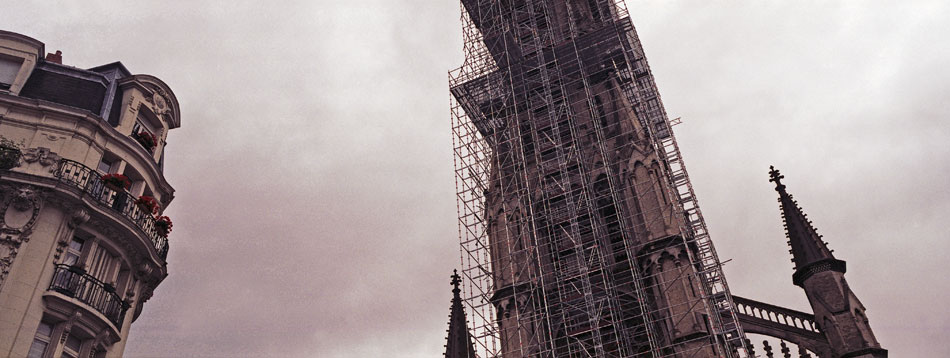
(20, 147, 62, 171)
(136, 261, 154, 280)
(0, 184, 43, 287)
(140, 286, 154, 304)
(53, 235, 69, 261)
(68, 208, 90, 229)
(125, 286, 136, 302)
(60, 311, 83, 344)
(144, 84, 173, 125)
(148, 92, 169, 114)
(1, 184, 43, 230)
(91, 329, 112, 355)
(38, 133, 67, 142)
(0, 232, 28, 287)
(11, 186, 36, 211)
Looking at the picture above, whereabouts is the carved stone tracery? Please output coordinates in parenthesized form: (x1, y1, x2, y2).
(0, 183, 44, 287)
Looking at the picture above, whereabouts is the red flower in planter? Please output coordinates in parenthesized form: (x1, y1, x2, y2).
(133, 131, 157, 150)
(100, 174, 131, 190)
(135, 195, 160, 215)
(155, 216, 173, 237)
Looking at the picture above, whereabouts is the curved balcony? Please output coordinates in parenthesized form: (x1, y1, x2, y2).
(48, 264, 129, 328)
(54, 159, 169, 259)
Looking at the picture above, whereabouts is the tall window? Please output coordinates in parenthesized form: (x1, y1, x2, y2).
(132, 119, 155, 138)
(0, 56, 22, 88)
(62, 335, 82, 358)
(132, 118, 160, 154)
(88, 245, 119, 284)
(96, 157, 114, 174)
(63, 237, 85, 266)
(26, 322, 52, 358)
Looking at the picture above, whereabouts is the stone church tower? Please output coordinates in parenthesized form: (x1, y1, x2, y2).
(449, 0, 746, 356)
(446, 0, 891, 356)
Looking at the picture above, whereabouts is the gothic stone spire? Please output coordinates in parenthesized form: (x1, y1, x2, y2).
(769, 167, 887, 358)
(445, 270, 477, 358)
(769, 166, 846, 287)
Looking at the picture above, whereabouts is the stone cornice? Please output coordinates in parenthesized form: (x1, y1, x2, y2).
(0, 30, 44, 58)
(0, 92, 176, 200)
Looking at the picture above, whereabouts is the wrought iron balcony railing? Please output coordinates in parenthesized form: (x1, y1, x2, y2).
(54, 159, 169, 259)
(48, 264, 129, 328)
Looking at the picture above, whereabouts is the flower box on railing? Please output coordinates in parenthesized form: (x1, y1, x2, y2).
(101, 173, 131, 191)
(55, 160, 170, 260)
(133, 131, 157, 151)
(155, 216, 173, 238)
(0, 144, 21, 170)
(135, 195, 160, 215)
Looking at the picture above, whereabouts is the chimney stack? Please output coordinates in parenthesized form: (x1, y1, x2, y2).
(45, 50, 62, 64)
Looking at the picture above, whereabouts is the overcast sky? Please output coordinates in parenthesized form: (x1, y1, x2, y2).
(3, 1, 949, 357)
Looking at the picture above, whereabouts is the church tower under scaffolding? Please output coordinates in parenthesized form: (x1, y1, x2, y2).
(449, 1, 749, 357)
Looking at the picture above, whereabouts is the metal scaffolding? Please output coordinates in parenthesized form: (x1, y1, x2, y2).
(450, 1, 749, 357)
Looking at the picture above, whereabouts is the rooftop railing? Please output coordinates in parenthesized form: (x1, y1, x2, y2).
(54, 159, 169, 259)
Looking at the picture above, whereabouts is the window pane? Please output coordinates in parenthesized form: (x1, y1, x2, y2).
(89, 246, 118, 282)
(66, 335, 81, 350)
(0, 56, 22, 85)
(134, 119, 154, 136)
(97, 159, 113, 173)
(63, 252, 80, 266)
(64, 238, 84, 266)
(27, 322, 52, 358)
(69, 238, 84, 252)
(35, 322, 52, 338)
(64, 335, 82, 358)
(26, 341, 47, 358)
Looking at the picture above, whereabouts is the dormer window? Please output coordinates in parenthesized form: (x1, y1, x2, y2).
(132, 118, 158, 153)
(0, 55, 22, 90)
(132, 119, 153, 137)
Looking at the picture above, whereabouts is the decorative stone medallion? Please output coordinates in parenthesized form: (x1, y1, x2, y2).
(0, 184, 44, 288)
